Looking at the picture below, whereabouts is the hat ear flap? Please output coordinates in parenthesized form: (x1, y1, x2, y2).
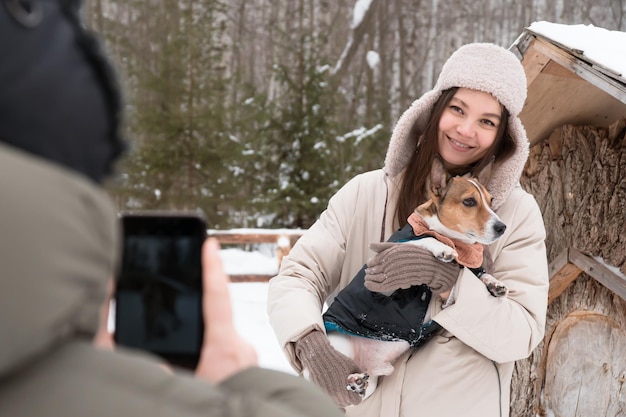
(429, 156, 450, 198)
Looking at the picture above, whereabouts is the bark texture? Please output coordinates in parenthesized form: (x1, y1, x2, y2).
(510, 119, 626, 417)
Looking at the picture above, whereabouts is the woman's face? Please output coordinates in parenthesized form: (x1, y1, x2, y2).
(437, 88, 502, 170)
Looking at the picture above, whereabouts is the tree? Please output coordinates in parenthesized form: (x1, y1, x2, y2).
(86, 0, 626, 229)
(513, 120, 626, 417)
(98, 1, 237, 227)
(260, 1, 340, 228)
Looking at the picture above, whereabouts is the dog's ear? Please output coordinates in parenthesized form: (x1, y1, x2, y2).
(473, 155, 495, 186)
(429, 156, 449, 198)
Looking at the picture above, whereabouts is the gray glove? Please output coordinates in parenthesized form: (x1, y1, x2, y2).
(295, 330, 363, 408)
(364, 242, 461, 295)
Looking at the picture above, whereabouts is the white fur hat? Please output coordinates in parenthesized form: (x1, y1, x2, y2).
(383, 43, 529, 209)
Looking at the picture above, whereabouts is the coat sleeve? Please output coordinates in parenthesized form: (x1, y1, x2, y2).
(267, 174, 367, 372)
(433, 189, 549, 363)
(221, 367, 345, 417)
(0, 340, 345, 417)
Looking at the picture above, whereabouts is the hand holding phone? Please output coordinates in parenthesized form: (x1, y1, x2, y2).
(194, 238, 258, 382)
(114, 211, 207, 370)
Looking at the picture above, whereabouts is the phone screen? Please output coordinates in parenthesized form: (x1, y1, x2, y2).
(115, 213, 206, 369)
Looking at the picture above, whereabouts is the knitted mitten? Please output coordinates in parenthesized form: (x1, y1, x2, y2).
(295, 330, 363, 408)
(364, 242, 461, 295)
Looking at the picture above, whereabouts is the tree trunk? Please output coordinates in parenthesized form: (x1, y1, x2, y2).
(511, 119, 626, 417)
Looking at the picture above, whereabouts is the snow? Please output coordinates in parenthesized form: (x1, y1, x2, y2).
(593, 255, 626, 281)
(351, 0, 373, 29)
(335, 124, 383, 145)
(221, 247, 278, 275)
(215, 240, 293, 372)
(220, 246, 295, 373)
(229, 281, 295, 374)
(331, 38, 352, 76)
(528, 21, 626, 78)
(366, 50, 380, 69)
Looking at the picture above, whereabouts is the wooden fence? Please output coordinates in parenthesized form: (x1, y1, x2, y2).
(208, 229, 304, 282)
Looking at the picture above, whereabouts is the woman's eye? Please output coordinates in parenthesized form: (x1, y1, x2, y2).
(482, 119, 496, 127)
(463, 198, 477, 207)
(450, 105, 463, 114)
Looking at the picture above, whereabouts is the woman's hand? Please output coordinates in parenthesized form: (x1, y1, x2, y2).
(294, 330, 363, 407)
(194, 238, 258, 382)
(364, 242, 461, 295)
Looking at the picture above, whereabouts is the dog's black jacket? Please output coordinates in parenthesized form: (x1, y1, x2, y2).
(323, 223, 443, 348)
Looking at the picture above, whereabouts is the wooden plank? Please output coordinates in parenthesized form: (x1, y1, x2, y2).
(548, 248, 583, 304)
(548, 247, 626, 303)
(518, 38, 626, 146)
(529, 36, 626, 103)
(521, 76, 623, 146)
(516, 33, 626, 146)
(569, 248, 626, 302)
(213, 233, 288, 244)
(548, 248, 570, 277)
(520, 40, 551, 86)
(230, 274, 273, 283)
(542, 60, 580, 79)
(210, 230, 304, 245)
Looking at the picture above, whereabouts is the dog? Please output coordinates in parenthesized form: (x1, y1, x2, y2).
(321, 157, 508, 401)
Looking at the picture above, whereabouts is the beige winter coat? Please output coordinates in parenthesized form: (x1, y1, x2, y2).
(268, 44, 549, 417)
(269, 168, 547, 416)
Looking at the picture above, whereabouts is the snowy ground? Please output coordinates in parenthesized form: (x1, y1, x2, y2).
(221, 247, 296, 374)
(228, 281, 294, 374)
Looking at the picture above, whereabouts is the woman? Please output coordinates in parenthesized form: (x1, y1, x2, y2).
(267, 43, 549, 417)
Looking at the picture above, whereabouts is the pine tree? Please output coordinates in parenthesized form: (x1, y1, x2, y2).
(105, 1, 235, 228)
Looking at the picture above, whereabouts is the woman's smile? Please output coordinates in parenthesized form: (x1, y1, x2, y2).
(447, 136, 473, 151)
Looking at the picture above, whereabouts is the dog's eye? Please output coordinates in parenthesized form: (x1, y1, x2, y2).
(463, 198, 477, 207)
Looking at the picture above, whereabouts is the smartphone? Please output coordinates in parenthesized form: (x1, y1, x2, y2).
(114, 211, 207, 370)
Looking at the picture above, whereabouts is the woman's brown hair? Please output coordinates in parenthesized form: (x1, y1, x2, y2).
(395, 87, 516, 225)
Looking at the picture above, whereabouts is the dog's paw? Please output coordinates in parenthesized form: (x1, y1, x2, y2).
(410, 238, 458, 263)
(482, 274, 508, 297)
(435, 246, 458, 263)
(347, 373, 370, 397)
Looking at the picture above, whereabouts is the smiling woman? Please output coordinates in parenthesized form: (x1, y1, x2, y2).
(267, 43, 549, 417)
(437, 88, 502, 170)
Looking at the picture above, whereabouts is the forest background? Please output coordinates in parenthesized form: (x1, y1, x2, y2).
(86, 0, 626, 230)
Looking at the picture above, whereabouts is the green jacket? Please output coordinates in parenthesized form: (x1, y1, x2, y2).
(0, 143, 343, 417)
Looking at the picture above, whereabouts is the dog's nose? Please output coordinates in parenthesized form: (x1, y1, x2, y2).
(493, 221, 506, 236)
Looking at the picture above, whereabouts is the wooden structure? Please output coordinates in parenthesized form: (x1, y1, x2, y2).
(548, 248, 626, 304)
(509, 24, 626, 417)
(208, 228, 304, 282)
(512, 26, 626, 147)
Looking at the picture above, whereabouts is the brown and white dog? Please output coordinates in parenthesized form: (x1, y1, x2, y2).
(326, 157, 508, 401)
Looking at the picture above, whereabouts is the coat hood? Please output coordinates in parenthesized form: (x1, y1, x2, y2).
(0, 144, 119, 377)
(383, 43, 529, 210)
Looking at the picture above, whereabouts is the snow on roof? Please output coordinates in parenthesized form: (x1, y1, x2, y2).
(527, 21, 626, 82)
